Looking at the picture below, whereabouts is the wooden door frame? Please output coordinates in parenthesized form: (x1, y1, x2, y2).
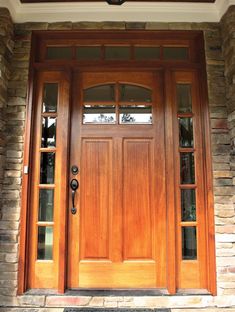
(18, 30, 216, 295)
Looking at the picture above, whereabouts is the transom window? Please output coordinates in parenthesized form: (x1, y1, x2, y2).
(83, 84, 153, 124)
(45, 45, 189, 61)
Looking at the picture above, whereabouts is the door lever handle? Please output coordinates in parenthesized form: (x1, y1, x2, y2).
(70, 179, 79, 214)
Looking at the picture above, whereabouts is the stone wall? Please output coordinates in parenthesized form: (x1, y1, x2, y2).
(0, 6, 234, 311)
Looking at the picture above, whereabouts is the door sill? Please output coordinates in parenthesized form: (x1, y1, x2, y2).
(66, 289, 169, 296)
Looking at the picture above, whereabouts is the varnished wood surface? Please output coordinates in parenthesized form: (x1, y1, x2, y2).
(68, 71, 167, 288)
(20, 30, 216, 294)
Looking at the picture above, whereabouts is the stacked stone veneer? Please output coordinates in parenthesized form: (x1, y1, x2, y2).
(0, 6, 234, 311)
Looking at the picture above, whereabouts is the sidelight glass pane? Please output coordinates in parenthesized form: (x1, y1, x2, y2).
(163, 47, 189, 60)
(134, 46, 160, 60)
(177, 84, 192, 113)
(119, 105, 152, 124)
(38, 189, 54, 222)
(41, 117, 56, 148)
(76, 46, 101, 60)
(180, 152, 195, 184)
(46, 46, 72, 60)
(42, 83, 58, 113)
(37, 226, 53, 260)
(179, 117, 193, 147)
(83, 105, 116, 124)
(119, 84, 152, 103)
(40, 152, 55, 184)
(182, 227, 197, 260)
(105, 46, 130, 60)
(84, 85, 115, 102)
(181, 189, 196, 221)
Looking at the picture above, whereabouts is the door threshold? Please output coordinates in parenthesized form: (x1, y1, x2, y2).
(66, 289, 169, 296)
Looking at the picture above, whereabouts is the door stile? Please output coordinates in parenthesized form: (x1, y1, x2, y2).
(68, 71, 82, 288)
(57, 70, 71, 293)
(153, 71, 167, 288)
(164, 69, 177, 294)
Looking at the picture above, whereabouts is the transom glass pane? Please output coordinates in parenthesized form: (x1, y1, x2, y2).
(84, 85, 115, 102)
(37, 226, 53, 260)
(83, 105, 116, 124)
(42, 83, 58, 113)
(38, 189, 54, 222)
(182, 227, 197, 260)
(41, 117, 56, 148)
(77, 46, 101, 60)
(119, 105, 152, 124)
(181, 189, 196, 221)
(163, 47, 189, 60)
(119, 84, 152, 103)
(105, 46, 130, 60)
(179, 117, 193, 148)
(177, 84, 192, 113)
(40, 152, 55, 184)
(46, 47, 72, 60)
(134, 47, 160, 60)
(180, 152, 195, 184)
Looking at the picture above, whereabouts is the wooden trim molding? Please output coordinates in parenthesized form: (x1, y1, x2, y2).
(18, 30, 216, 294)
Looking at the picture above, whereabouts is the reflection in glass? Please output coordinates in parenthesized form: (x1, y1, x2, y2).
(105, 46, 130, 60)
(179, 117, 193, 147)
(119, 105, 152, 124)
(163, 47, 189, 60)
(42, 83, 58, 113)
(182, 227, 197, 260)
(77, 46, 101, 60)
(177, 84, 192, 113)
(119, 84, 152, 103)
(37, 226, 53, 260)
(84, 85, 115, 102)
(134, 47, 160, 60)
(38, 189, 54, 222)
(46, 47, 72, 60)
(83, 105, 116, 124)
(180, 153, 195, 184)
(41, 117, 56, 148)
(181, 189, 196, 221)
(40, 152, 55, 184)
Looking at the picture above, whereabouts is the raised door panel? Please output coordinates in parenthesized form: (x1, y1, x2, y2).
(80, 139, 113, 260)
(123, 139, 154, 260)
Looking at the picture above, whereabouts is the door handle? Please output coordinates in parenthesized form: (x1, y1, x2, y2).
(70, 179, 79, 215)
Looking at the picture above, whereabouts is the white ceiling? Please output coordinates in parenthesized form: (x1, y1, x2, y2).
(0, 0, 234, 23)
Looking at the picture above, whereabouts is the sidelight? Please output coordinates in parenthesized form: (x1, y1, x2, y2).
(182, 227, 197, 260)
(181, 189, 196, 222)
(37, 226, 53, 260)
(177, 84, 192, 113)
(42, 83, 58, 113)
(41, 117, 57, 148)
(179, 117, 193, 148)
(180, 152, 195, 184)
(40, 152, 55, 184)
(38, 189, 54, 222)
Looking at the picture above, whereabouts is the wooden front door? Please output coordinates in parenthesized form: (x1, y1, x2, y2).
(68, 71, 166, 288)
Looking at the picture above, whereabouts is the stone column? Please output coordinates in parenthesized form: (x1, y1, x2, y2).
(220, 5, 235, 296)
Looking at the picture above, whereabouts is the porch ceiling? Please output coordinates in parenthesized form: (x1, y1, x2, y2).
(20, 0, 216, 2)
(0, 0, 234, 23)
